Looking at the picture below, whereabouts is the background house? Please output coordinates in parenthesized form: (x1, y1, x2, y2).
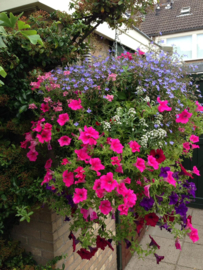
(140, 0, 203, 70)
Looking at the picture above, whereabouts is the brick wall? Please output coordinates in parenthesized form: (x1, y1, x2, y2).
(12, 206, 117, 270)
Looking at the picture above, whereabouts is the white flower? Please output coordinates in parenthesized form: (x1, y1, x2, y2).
(143, 96, 150, 102)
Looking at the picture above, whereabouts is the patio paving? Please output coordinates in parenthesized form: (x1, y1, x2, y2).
(124, 208, 203, 270)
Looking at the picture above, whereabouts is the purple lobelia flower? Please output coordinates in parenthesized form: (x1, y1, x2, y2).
(124, 238, 131, 249)
(140, 197, 154, 211)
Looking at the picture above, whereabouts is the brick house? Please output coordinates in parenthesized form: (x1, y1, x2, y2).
(140, 0, 203, 71)
(0, 1, 154, 269)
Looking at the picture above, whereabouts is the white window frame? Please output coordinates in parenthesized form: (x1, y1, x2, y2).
(155, 30, 203, 61)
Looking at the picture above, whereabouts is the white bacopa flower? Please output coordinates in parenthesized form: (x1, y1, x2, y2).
(102, 121, 111, 131)
(143, 96, 150, 102)
(116, 107, 123, 117)
(136, 86, 144, 95)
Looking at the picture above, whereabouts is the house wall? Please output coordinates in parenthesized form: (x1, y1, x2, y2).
(12, 206, 117, 270)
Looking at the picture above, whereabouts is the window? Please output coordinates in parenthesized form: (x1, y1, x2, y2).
(166, 35, 192, 60)
(180, 6, 191, 14)
(197, 34, 203, 59)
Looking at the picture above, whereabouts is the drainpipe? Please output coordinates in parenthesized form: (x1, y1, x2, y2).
(116, 210, 122, 270)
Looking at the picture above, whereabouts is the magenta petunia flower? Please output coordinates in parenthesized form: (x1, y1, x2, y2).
(115, 165, 123, 173)
(44, 123, 52, 131)
(123, 189, 137, 207)
(166, 171, 176, 187)
(45, 158, 52, 169)
(68, 99, 83, 110)
(93, 179, 105, 198)
(175, 238, 181, 250)
(57, 113, 69, 126)
(20, 140, 28, 149)
(111, 156, 121, 166)
(73, 188, 87, 204)
(192, 144, 200, 149)
(195, 101, 203, 111)
(186, 219, 199, 243)
(190, 135, 199, 143)
(110, 139, 124, 154)
(105, 95, 114, 102)
(75, 148, 91, 162)
(99, 200, 112, 215)
(144, 184, 151, 198)
(41, 169, 52, 185)
(80, 208, 98, 221)
(129, 140, 141, 153)
(193, 166, 200, 176)
(183, 142, 190, 150)
(36, 130, 52, 143)
(147, 155, 159, 170)
(89, 158, 105, 176)
(116, 183, 128, 196)
(63, 171, 74, 187)
(61, 158, 69, 165)
(100, 172, 118, 192)
(134, 157, 146, 172)
(79, 126, 99, 145)
(58, 136, 72, 147)
(118, 204, 129, 215)
(27, 150, 38, 162)
(40, 103, 49, 112)
(176, 109, 192, 124)
(157, 97, 172, 113)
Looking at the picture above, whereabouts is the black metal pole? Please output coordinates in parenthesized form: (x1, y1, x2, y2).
(116, 210, 122, 270)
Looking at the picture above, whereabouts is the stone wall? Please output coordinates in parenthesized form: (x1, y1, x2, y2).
(12, 206, 117, 270)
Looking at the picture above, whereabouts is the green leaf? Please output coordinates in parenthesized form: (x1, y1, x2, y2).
(17, 20, 30, 30)
(0, 12, 18, 29)
(18, 105, 27, 113)
(0, 66, 7, 78)
(1, 194, 7, 201)
(20, 29, 37, 36)
(0, 36, 6, 48)
(0, 79, 4, 86)
(22, 33, 44, 45)
(0, 26, 7, 48)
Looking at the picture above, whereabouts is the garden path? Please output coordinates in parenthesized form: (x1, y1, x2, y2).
(125, 207, 203, 270)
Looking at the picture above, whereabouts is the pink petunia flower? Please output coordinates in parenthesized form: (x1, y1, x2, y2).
(122, 177, 131, 184)
(166, 171, 176, 187)
(75, 148, 91, 162)
(73, 188, 87, 204)
(45, 158, 52, 169)
(178, 127, 185, 132)
(190, 135, 199, 143)
(192, 144, 200, 149)
(79, 126, 99, 145)
(193, 166, 200, 176)
(195, 101, 203, 112)
(116, 183, 128, 196)
(36, 130, 52, 143)
(175, 238, 181, 250)
(100, 172, 118, 192)
(27, 150, 38, 162)
(64, 70, 70, 75)
(58, 136, 72, 147)
(89, 158, 105, 176)
(157, 97, 172, 113)
(44, 123, 52, 131)
(61, 158, 70, 165)
(93, 179, 105, 198)
(44, 97, 52, 103)
(147, 155, 159, 170)
(186, 219, 199, 243)
(118, 204, 129, 215)
(107, 73, 117, 81)
(123, 189, 137, 207)
(129, 141, 141, 153)
(105, 95, 114, 102)
(183, 142, 190, 150)
(144, 184, 151, 198)
(110, 139, 124, 154)
(29, 103, 37, 109)
(63, 91, 68, 97)
(63, 171, 74, 187)
(111, 156, 121, 166)
(134, 157, 146, 172)
(176, 109, 193, 124)
(57, 113, 69, 126)
(99, 200, 112, 215)
(68, 99, 83, 110)
(20, 140, 28, 149)
(115, 165, 123, 173)
(28, 140, 38, 151)
(80, 208, 98, 221)
(40, 103, 49, 112)
(41, 169, 52, 185)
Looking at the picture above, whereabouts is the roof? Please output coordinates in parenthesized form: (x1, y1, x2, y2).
(140, 0, 203, 37)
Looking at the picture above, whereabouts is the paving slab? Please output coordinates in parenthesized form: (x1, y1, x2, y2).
(191, 209, 203, 226)
(178, 242, 203, 269)
(176, 266, 201, 270)
(124, 257, 175, 270)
